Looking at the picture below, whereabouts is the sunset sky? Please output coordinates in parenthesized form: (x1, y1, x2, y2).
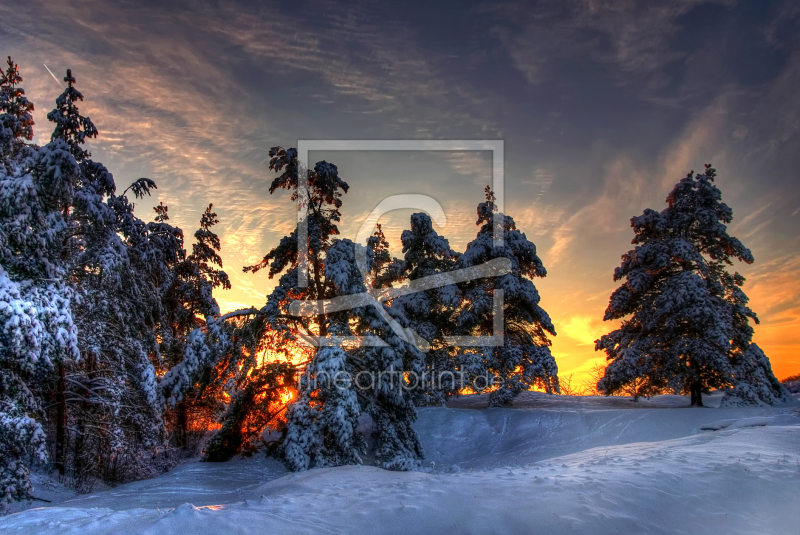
(2, 0, 799, 384)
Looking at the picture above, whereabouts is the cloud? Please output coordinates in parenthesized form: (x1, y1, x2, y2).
(187, 0, 499, 137)
(741, 218, 775, 240)
(544, 96, 729, 267)
(745, 253, 800, 321)
(496, 0, 734, 95)
(545, 156, 648, 265)
(561, 315, 605, 346)
(732, 202, 773, 233)
(435, 151, 494, 183)
(655, 97, 729, 191)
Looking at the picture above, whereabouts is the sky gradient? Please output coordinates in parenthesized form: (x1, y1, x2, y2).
(2, 0, 799, 385)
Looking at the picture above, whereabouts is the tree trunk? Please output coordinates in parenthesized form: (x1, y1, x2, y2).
(74, 353, 95, 479)
(690, 381, 703, 407)
(55, 362, 66, 475)
(313, 255, 327, 338)
(176, 400, 188, 449)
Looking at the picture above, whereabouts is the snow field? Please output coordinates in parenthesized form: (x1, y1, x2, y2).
(3, 393, 799, 534)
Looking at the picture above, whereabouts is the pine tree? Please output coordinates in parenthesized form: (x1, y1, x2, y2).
(389, 212, 461, 405)
(159, 147, 356, 463)
(0, 61, 236, 504)
(596, 165, 791, 406)
(0, 266, 78, 509)
(155, 203, 237, 451)
(283, 346, 363, 470)
(38, 72, 175, 481)
(365, 223, 395, 288)
(0, 56, 35, 159)
(46, 69, 97, 162)
(455, 186, 559, 406)
(160, 203, 231, 362)
(203, 357, 295, 462)
(1, 65, 188, 492)
(189, 204, 231, 305)
(282, 238, 425, 470)
(236, 147, 426, 470)
(0, 63, 80, 505)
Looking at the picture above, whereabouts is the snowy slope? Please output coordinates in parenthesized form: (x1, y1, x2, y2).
(2, 393, 799, 534)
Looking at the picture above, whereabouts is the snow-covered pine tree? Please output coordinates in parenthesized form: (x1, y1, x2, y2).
(244, 146, 350, 340)
(203, 353, 295, 462)
(388, 212, 461, 405)
(365, 223, 395, 288)
(0, 58, 56, 281)
(188, 204, 231, 303)
(723, 343, 790, 406)
(164, 301, 309, 462)
(0, 56, 35, 159)
(282, 240, 371, 470)
(7, 66, 184, 486)
(46, 69, 97, 162)
(283, 238, 425, 470)
(157, 147, 350, 462)
(0, 61, 80, 505)
(34, 71, 176, 481)
(453, 187, 559, 406)
(159, 203, 231, 363)
(0, 61, 235, 503)
(282, 345, 363, 470)
(0, 266, 78, 510)
(596, 165, 791, 406)
(238, 147, 424, 470)
(155, 203, 263, 455)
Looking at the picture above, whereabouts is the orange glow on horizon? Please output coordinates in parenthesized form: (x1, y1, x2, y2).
(217, 253, 800, 393)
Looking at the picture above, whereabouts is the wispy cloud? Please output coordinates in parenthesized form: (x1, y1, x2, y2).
(561, 315, 605, 346)
(495, 0, 734, 98)
(732, 201, 773, 232)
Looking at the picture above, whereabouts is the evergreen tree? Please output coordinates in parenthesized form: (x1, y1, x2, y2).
(236, 147, 425, 470)
(282, 238, 425, 470)
(389, 212, 461, 405)
(46, 69, 97, 162)
(160, 203, 231, 362)
(0, 60, 239, 505)
(283, 346, 363, 470)
(596, 165, 791, 406)
(0, 266, 78, 509)
(0, 63, 82, 503)
(0, 56, 34, 159)
(155, 203, 231, 449)
(455, 186, 559, 406)
(203, 355, 295, 462)
(39, 72, 175, 480)
(365, 223, 395, 289)
(0, 63, 220, 503)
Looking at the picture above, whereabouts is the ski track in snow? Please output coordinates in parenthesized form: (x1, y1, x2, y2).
(2, 392, 800, 534)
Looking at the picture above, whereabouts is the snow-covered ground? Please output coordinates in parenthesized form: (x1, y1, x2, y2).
(3, 392, 799, 534)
